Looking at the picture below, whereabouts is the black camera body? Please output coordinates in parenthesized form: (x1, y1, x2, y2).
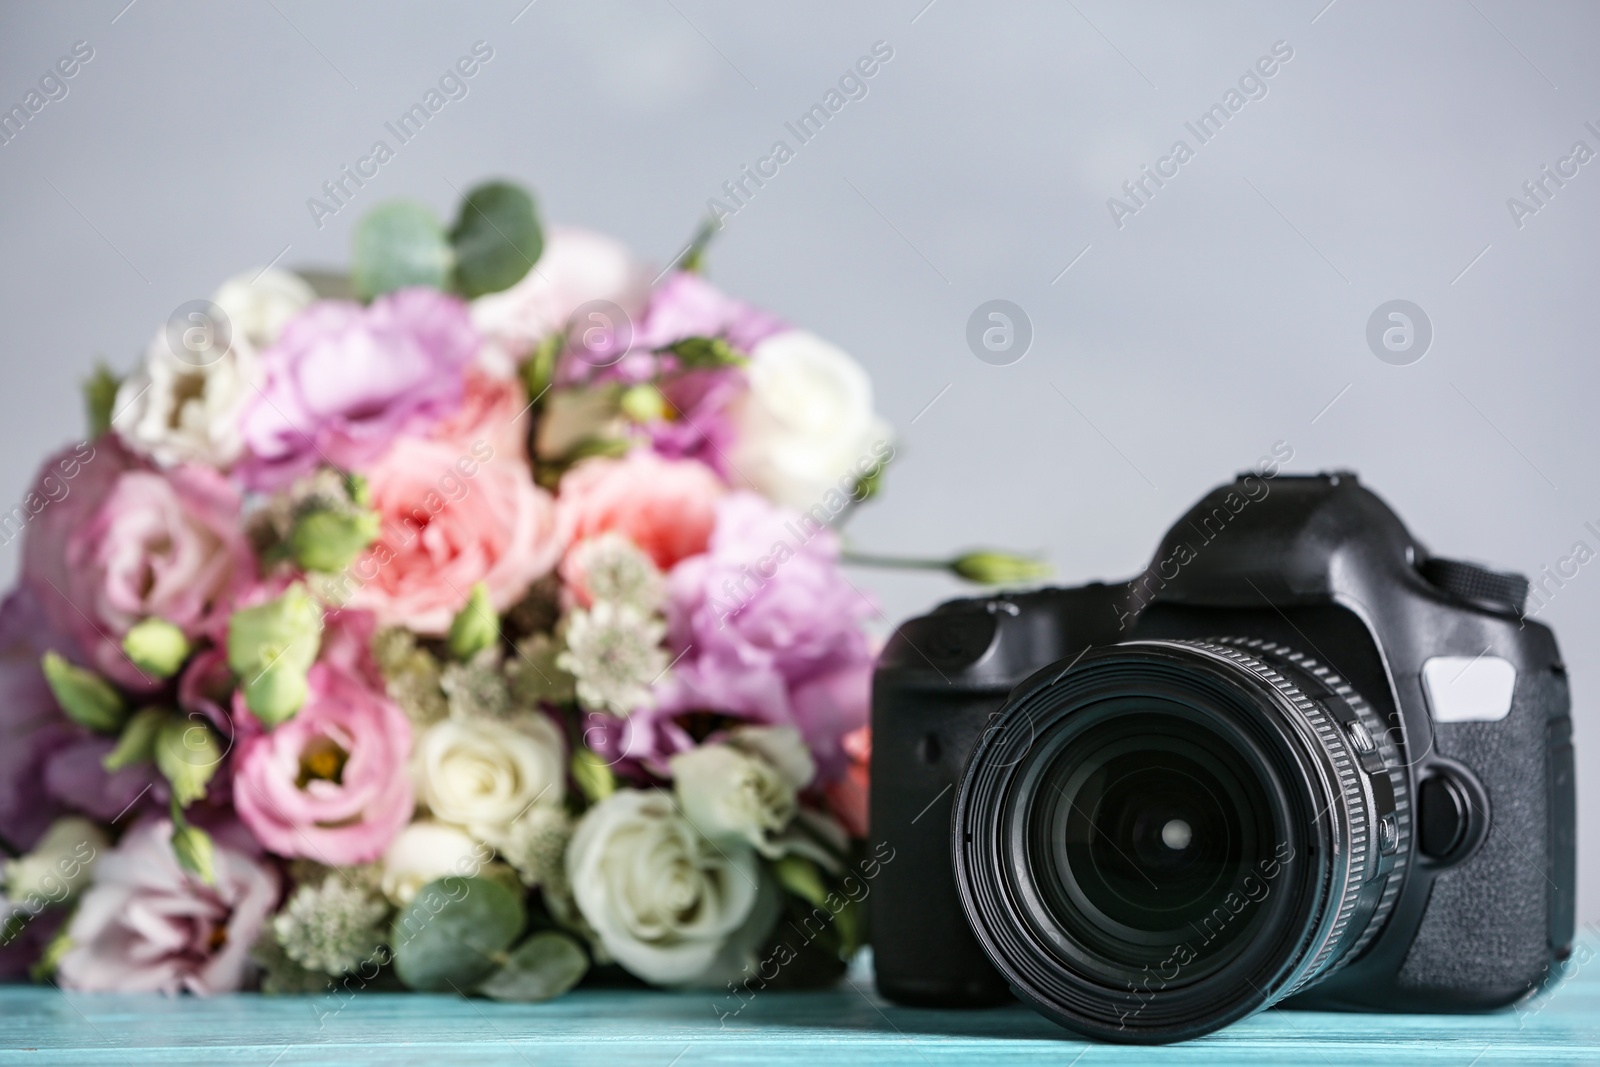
(871, 473, 1575, 1042)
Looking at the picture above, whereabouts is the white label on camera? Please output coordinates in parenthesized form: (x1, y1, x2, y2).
(1422, 656, 1517, 723)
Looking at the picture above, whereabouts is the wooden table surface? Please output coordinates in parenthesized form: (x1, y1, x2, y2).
(4, 948, 1599, 1066)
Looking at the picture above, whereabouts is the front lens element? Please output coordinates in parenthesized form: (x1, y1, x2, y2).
(1028, 706, 1277, 979)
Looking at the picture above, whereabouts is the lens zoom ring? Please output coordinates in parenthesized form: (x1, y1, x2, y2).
(1219, 640, 1412, 970)
(1176, 641, 1374, 997)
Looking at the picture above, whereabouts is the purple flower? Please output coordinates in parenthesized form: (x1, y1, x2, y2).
(238, 288, 479, 489)
(635, 272, 786, 354)
(0, 589, 163, 851)
(0, 589, 75, 851)
(57, 818, 280, 994)
(644, 368, 745, 477)
(616, 492, 875, 780)
(666, 492, 871, 682)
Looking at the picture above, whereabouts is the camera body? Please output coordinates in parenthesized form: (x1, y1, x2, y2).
(871, 473, 1575, 1036)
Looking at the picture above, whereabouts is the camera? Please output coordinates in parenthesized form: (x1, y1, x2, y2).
(870, 472, 1575, 1043)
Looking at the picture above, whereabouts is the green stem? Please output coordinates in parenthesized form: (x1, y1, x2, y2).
(840, 551, 953, 572)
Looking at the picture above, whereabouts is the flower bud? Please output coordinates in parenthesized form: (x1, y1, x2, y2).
(227, 584, 322, 724)
(290, 507, 381, 574)
(171, 822, 216, 885)
(154, 715, 221, 808)
(446, 582, 499, 662)
(4, 817, 107, 904)
(102, 706, 169, 771)
(949, 550, 1053, 586)
(242, 657, 311, 728)
(121, 618, 191, 679)
(40, 652, 126, 733)
(619, 383, 667, 424)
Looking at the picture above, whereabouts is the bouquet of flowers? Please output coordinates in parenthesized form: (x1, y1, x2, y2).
(0, 179, 1039, 1002)
(0, 181, 878, 1001)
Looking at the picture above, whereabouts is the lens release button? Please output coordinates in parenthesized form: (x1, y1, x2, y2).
(1378, 812, 1399, 855)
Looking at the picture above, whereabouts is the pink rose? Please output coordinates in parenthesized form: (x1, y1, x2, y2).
(238, 288, 480, 490)
(232, 662, 413, 865)
(556, 451, 725, 571)
(342, 437, 562, 633)
(428, 366, 530, 464)
(58, 819, 279, 994)
(471, 226, 651, 376)
(23, 438, 253, 690)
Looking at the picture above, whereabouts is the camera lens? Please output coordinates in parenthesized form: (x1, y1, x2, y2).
(1028, 705, 1280, 981)
(952, 639, 1407, 1044)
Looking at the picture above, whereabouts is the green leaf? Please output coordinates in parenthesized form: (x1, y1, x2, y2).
(477, 932, 588, 1002)
(450, 181, 543, 299)
(570, 747, 615, 804)
(662, 336, 744, 368)
(352, 201, 454, 300)
(103, 706, 169, 771)
(41, 652, 126, 733)
(677, 215, 720, 275)
(519, 333, 562, 404)
(391, 876, 526, 991)
(84, 363, 120, 438)
(774, 854, 829, 909)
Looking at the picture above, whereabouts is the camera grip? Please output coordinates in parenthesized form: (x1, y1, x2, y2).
(1396, 668, 1572, 1004)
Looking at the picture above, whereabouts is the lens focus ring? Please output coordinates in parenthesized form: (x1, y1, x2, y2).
(1179, 640, 1398, 996)
(1209, 638, 1411, 978)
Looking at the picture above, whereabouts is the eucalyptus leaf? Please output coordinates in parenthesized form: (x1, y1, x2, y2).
(352, 201, 454, 299)
(450, 181, 543, 298)
(391, 876, 526, 991)
(477, 932, 589, 1002)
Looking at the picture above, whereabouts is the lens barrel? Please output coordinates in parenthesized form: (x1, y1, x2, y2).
(951, 639, 1409, 1043)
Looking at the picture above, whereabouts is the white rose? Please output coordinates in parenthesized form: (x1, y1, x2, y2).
(379, 821, 488, 905)
(730, 329, 893, 510)
(567, 789, 775, 986)
(413, 714, 566, 843)
(471, 226, 650, 377)
(4, 817, 108, 906)
(211, 267, 316, 349)
(669, 726, 815, 857)
(112, 327, 258, 468)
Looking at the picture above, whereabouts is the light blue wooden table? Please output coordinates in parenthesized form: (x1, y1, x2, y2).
(4, 948, 1599, 1066)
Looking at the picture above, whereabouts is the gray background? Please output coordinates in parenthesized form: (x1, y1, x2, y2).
(2, 1, 1598, 920)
